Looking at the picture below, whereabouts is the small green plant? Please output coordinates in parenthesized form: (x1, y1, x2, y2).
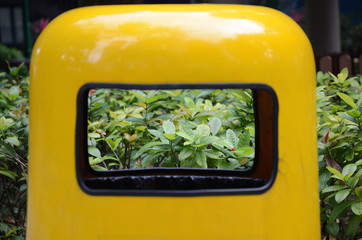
(317, 68, 362, 239)
(87, 88, 255, 171)
(0, 64, 28, 239)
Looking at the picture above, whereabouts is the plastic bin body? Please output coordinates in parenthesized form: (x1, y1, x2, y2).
(28, 4, 319, 240)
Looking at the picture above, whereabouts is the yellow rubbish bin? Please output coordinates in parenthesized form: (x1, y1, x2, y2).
(28, 4, 319, 239)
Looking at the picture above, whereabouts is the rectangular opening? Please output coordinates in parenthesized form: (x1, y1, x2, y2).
(76, 83, 278, 196)
(87, 88, 255, 171)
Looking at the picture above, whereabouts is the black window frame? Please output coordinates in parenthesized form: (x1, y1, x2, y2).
(76, 83, 278, 196)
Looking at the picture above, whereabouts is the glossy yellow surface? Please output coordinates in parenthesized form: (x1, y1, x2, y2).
(29, 4, 319, 240)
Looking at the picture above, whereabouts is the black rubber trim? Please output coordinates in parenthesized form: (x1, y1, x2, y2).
(76, 83, 279, 196)
(85, 176, 268, 190)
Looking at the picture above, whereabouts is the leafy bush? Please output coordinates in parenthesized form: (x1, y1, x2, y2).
(87, 88, 256, 170)
(317, 68, 362, 239)
(0, 64, 28, 239)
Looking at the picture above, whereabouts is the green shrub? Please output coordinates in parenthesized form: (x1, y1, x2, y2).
(87, 88, 255, 170)
(0, 64, 28, 239)
(317, 68, 362, 239)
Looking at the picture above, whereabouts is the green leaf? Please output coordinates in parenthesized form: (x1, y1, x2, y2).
(133, 142, 166, 159)
(194, 111, 217, 119)
(179, 147, 194, 160)
(5, 226, 18, 237)
(337, 92, 357, 109)
(20, 184, 27, 192)
(145, 90, 157, 98)
(193, 136, 219, 147)
(180, 124, 196, 139)
(129, 90, 146, 102)
(125, 117, 143, 123)
(148, 129, 169, 144)
(90, 157, 106, 166)
(88, 121, 102, 129)
(109, 110, 127, 121)
(88, 132, 101, 138)
(337, 112, 357, 124)
(351, 202, 362, 215)
(238, 130, 251, 147)
(141, 153, 162, 168)
(337, 67, 348, 83)
(89, 157, 101, 166)
(145, 94, 168, 104)
(88, 146, 101, 158)
(5, 136, 20, 146)
(354, 143, 362, 152)
(196, 124, 211, 136)
(335, 189, 350, 203)
(195, 150, 207, 168)
(92, 165, 108, 171)
(209, 117, 222, 136)
(212, 141, 235, 157)
(105, 138, 122, 151)
(235, 146, 254, 156)
(326, 221, 339, 237)
(345, 214, 362, 238)
(344, 172, 355, 181)
(347, 109, 361, 118)
(329, 72, 339, 84)
(195, 89, 214, 99)
(355, 159, 362, 165)
(347, 176, 359, 189)
(0, 170, 18, 181)
(231, 89, 252, 103)
(342, 164, 357, 176)
(355, 187, 362, 201)
(354, 168, 362, 178)
(326, 166, 345, 181)
(322, 185, 347, 194)
(329, 201, 356, 223)
(90, 156, 118, 166)
(1, 143, 16, 157)
(0, 117, 14, 131)
(176, 131, 194, 142)
(324, 192, 337, 201)
(8, 86, 19, 100)
(218, 138, 234, 150)
(245, 126, 255, 137)
(217, 158, 240, 169)
(203, 149, 223, 159)
(163, 133, 177, 140)
(226, 129, 238, 148)
(163, 120, 176, 134)
(319, 171, 331, 191)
